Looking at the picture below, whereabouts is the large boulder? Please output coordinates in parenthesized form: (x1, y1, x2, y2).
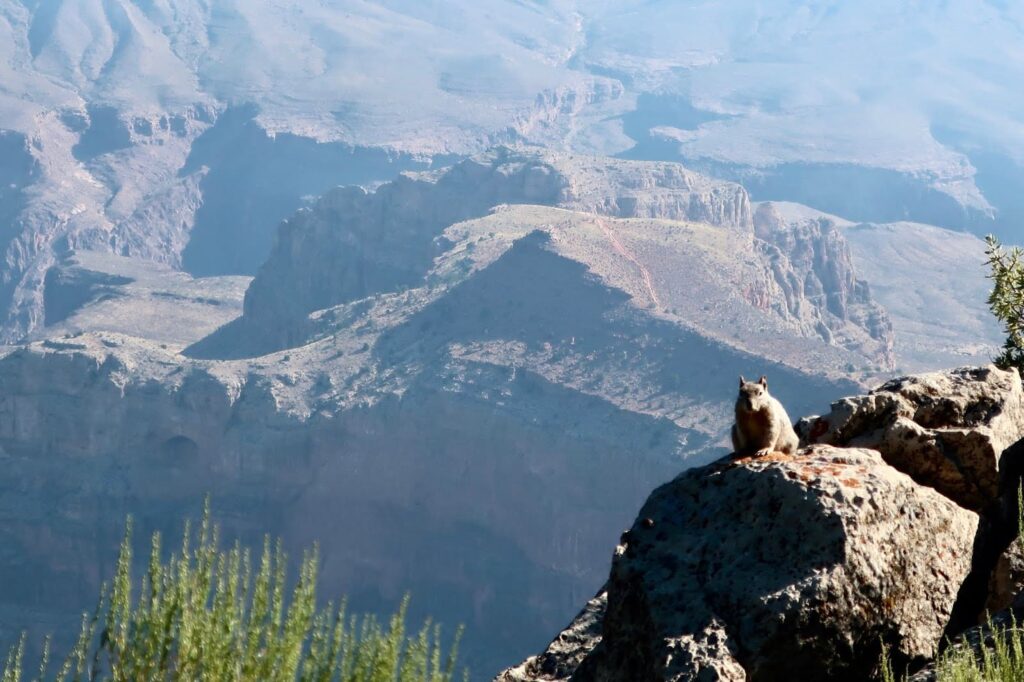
(800, 365, 1024, 512)
(498, 446, 979, 681)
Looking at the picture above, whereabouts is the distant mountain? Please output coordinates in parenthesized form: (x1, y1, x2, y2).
(0, 1, 1022, 340)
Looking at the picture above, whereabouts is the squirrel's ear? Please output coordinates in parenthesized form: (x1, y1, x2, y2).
(739, 375, 746, 387)
(758, 375, 768, 387)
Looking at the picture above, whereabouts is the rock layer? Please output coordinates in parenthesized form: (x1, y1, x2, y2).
(229, 149, 755, 357)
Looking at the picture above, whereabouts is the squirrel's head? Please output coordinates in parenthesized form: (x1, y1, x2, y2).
(737, 375, 770, 411)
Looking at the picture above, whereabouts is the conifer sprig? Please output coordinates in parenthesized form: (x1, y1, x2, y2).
(985, 235, 1024, 373)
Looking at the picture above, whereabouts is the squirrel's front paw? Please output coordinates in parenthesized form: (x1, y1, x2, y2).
(754, 448, 772, 457)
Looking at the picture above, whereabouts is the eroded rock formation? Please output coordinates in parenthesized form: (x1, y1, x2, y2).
(214, 151, 891, 371)
(754, 203, 895, 366)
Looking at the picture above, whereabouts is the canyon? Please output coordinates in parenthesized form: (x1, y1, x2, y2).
(0, 149, 1002, 676)
(0, 2, 1019, 678)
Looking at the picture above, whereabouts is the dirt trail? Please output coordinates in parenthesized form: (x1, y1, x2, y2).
(597, 218, 662, 308)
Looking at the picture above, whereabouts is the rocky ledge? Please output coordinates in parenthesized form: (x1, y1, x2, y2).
(499, 365, 1024, 681)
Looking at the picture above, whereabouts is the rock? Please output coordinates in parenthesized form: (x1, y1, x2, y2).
(500, 446, 979, 681)
(497, 590, 607, 682)
(802, 365, 1024, 512)
(986, 540, 1024, 615)
(215, 149, 756, 358)
(798, 372, 1024, 657)
(561, 157, 753, 229)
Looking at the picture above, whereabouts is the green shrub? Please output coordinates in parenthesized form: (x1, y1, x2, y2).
(2, 503, 465, 682)
(930, 619, 1024, 682)
(985, 235, 1024, 373)
(879, 617, 1024, 681)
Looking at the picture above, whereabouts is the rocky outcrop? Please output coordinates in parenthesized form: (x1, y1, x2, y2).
(800, 365, 1024, 512)
(799, 366, 1024, 638)
(754, 203, 895, 368)
(500, 591, 608, 682)
(220, 150, 567, 355)
(500, 446, 979, 681)
(560, 157, 753, 228)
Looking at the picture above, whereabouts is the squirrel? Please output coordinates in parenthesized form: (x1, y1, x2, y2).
(731, 375, 799, 457)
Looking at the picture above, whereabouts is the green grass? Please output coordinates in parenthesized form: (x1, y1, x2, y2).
(1, 502, 465, 682)
(932, 622, 1024, 682)
(879, 486, 1024, 681)
(881, 620, 1024, 682)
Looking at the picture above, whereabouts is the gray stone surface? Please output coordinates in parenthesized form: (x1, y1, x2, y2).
(498, 591, 608, 682)
(499, 446, 979, 681)
(986, 541, 1024, 615)
(801, 365, 1024, 511)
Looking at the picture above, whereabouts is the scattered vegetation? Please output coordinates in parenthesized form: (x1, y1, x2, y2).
(984, 235, 1024, 373)
(1, 503, 465, 682)
(878, 486, 1024, 681)
(881, 619, 1024, 682)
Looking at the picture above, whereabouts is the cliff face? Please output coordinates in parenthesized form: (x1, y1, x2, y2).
(501, 366, 1024, 681)
(212, 151, 889, 373)
(225, 150, 756, 358)
(753, 203, 895, 367)
(230, 151, 573, 355)
(558, 157, 753, 228)
(0, 334, 685, 676)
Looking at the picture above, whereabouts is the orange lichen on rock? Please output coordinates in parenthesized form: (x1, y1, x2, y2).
(730, 450, 797, 466)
